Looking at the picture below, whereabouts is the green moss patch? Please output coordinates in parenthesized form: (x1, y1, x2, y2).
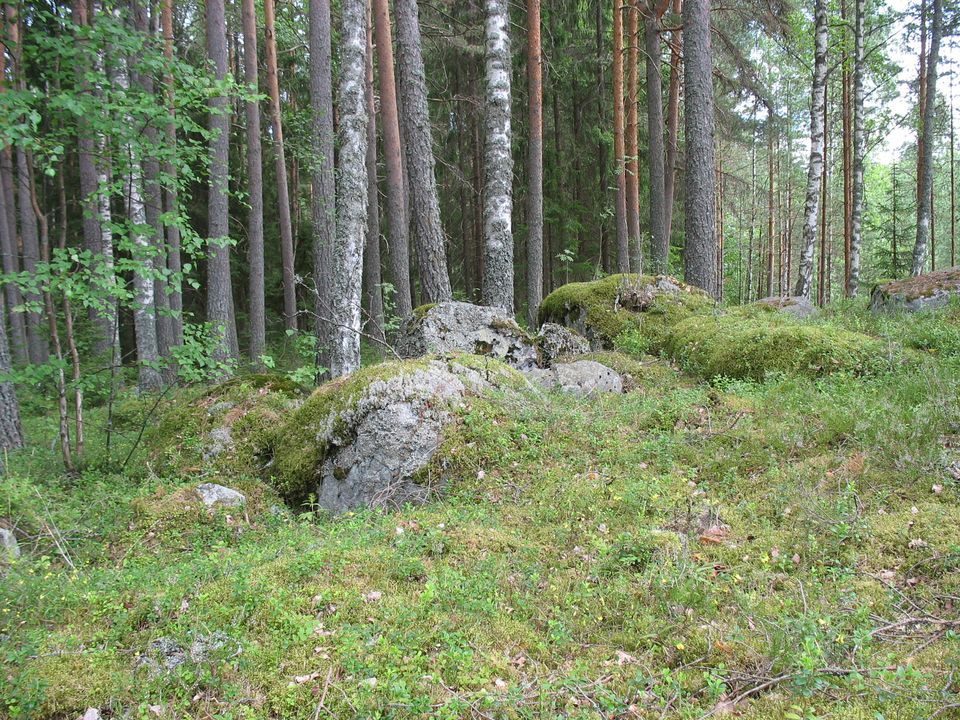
(664, 312, 898, 380)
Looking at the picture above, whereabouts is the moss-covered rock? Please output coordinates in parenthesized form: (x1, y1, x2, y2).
(870, 268, 960, 312)
(538, 274, 716, 352)
(663, 313, 897, 380)
(264, 354, 529, 510)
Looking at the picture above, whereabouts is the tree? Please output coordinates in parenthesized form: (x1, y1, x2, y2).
(626, 1, 642, 271)
(310, 0, 335, 376)
(241, 0, 266, 362)
(794, 0, 828, 298)
(913, 0, 942, 275)
(364, 4, 385, 345)
(526, 0, 544, 326)
(682, 0, 716, 295)
(205, 0, 238, 362)
(328, 0, 368, 378)
(481, 0, 514, 311)
(0, 292, 22, 462)
(849, 0, 865, 293)
(372, 0, 413, 319)
(160, 0, 183, 347)
(612, 0, 630, 272)
(645, 1, 668, 274)
(395, 0, 453, 306)
(264, 0, 297, 331)
(663, 0, 682, 248)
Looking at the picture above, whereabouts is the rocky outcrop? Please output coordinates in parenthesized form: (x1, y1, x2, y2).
(268, 356, 527, 512)
(754, 295, 818, 319)
(397, 301, 539, 370)
(534, 323, 590, 365)
(196, 483, 246, 508)
(870, 269, 960, 313)
(526, 360, 624, 397)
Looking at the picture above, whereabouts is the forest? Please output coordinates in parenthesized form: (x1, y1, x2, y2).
(3, 0, 960, 716)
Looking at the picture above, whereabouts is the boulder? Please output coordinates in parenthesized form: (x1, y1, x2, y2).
(870, 269, 960, 312)
(397, 301, 539, 370)
(268, 356, 526, 512)
(196, 483, 246, 508)
(525, 360, 624, 397)
(538, 274, 715, 351)
(0, 528, 19, 561)
(754, 295, 818, 319)
(535, 322, 590, 365)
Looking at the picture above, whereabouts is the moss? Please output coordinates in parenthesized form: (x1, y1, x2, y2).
(572, 351, 682, 390)
(873, 268, 960, 301)
(538, 274, 716, 352)
(413, 302, 438, 319)
(663, 312, 899, 380)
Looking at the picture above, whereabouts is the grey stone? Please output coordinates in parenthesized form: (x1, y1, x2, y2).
(140, 637, 187, 673)
(0, 528, 19, 562)
(312, 359, 520, 514)
(196, 482, 246, 508)
(535, 323, 590, 365)
(870, 268, 960, 313)
(202, 426, 234, 460)
(754, 295, 818, 319)
(397, 301, 539, 370)
(206, 400, 236, 417)
(524, 360, 623, 397)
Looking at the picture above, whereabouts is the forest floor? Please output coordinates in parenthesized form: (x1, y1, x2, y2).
(3, 300, 960, 719)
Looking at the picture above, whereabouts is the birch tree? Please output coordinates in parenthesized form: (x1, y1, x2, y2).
(794, 0, 828, 298)
(481, 0, 515, 311)
(849, 0, 865, 294)
(328, 0, 368, 378)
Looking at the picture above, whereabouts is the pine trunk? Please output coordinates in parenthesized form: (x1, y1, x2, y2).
(160, 0, 183, 346)
(645, 3, 668, 274)
(241, 0, 266, 362)
(612, 0, 630, 272)
(626, 1, 642, 271)
(681, 0, 716, 295)
(364, 8, 385, 346)
(526, 0, 544, 326)
(913, 0, 942, 275)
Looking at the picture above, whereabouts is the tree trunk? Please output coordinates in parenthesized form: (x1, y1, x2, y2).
(364, 6, 385, 347)
(0, 292, 22, 458)
(481, 0, 515, 311)
(794, 0, 828, 298)
(681, 0, 716, 295)
(849, 0, 865, 294)
(15, 150, 48, 364)
(310, 0, 336, 376)
(372, 0, 413, 319)
(160, 0, 182, 346)
(526, 0, 544, 326)
(0, 149, 25, 366)
(394, 0, 453, 305)
(913, 0, 942, 275)
(626, 1, 642, 271)
(206, 0, 238, 362)
(645, 2, 668, 274)
(241, 0, 266, 363)
(612, 0, 630, 272)
(842, 0, 853, 294)
(264, 0, 298, 331)
(663, 0, 682, 245)
(329, 0, 368, 378)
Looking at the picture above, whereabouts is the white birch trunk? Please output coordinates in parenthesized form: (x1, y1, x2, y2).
(481, 0, 514, 312)
(329, 0, 368, 378)
(850, 0, 865, 294)
(793, 0, 828, 298)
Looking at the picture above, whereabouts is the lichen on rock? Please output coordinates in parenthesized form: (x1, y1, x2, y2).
(870, 268, 960, 313)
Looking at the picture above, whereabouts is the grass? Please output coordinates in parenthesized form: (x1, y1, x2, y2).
(2, 300, 960, 718)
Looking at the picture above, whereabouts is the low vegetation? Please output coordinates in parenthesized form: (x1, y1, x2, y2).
(3, 300, 960, 718)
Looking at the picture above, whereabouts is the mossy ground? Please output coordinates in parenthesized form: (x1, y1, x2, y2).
(3, 304, 960, 718)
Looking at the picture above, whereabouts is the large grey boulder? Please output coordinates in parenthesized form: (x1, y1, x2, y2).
(870, 268, 960, 312)
(196, 483, 246, 508)
(0, 528, 19, 562)
(535, 322, 590, 365)
(273, 357, 526, 513)
(397, 301, 539, 370)
(526, 360, 623, 397)
(754, 295, 818, 319)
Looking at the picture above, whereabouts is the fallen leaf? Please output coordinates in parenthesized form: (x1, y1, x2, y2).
(908, 538, 929, 549)
(363, 591, 383, 603)
(933, 484, 944, 494)
(289, 671, 321, 687)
